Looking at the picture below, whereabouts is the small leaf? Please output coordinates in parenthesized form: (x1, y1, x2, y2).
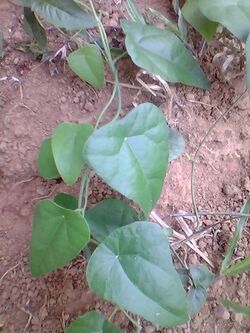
(54, 193, 78, 210)
(68, 45, 104, 88)
(221, 194, 250, 274)
(223, 256, 250, 276)
(52, 123, 93, 185)
(199, 0, 250, 42)
(23, 7, 47, 51)
(30, 0, 96, 31)
(85, 199, 138, 242)
(38, 138, 60, 180)
(65, 311, 122, 333)
(87, 222, 188, 327)
(122, 20, 210, 89)
(190, 264, 214, 289)
(187, 287, 207, 316)
(168, 127, 185, 161)
(220, 299, 250, 318)
(30, 200, 90, 276)
(84, 103, 169, 216)
(182, 0, 218, 40)
(246, 33, 250, 89)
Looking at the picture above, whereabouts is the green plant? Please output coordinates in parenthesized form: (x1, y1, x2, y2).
(12, 0, 250, 331)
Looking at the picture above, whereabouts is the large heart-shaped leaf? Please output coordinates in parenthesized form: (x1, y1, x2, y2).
(68, 45, 104, 88)
(23, 0, 96, 31)
(87, 222, 188, 327)
(30, 199, 90, 276)
(38, 138, 60, 180)
(23, 7, 47, 50)
(84, 103, 169, 216)
(121, 20, 209, 89)
(52, 123, 93, 185)
(168, 128, 185, 162)
(65, 311, 122, 333)
(85, 199, 138, 242)
(199, 0, 250, 41)
(182, 0, 218, 40)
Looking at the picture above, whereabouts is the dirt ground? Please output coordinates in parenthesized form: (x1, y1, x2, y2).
(0, 0, 250, 332)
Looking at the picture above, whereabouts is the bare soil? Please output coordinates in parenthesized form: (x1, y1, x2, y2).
(0, 1, 249, 332)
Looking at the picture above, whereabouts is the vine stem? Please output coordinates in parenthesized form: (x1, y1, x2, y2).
(108, 307, 119, 321)
(78, 171, 87, 210)
(191, 89, 247, 227)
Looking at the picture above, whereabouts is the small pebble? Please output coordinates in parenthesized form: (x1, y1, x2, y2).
(61, 96, 67, 103)
(85, 101, 94, 112)
(214, 305, 230, 320)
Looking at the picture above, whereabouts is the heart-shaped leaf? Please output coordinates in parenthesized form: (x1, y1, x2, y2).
(85, 199, 138, 242)
(52, 123, 93, 185)
(168, 127, 185, 162)
(65, 311, 122, 333)
(84, 103, 169, 216)
(187, 287, 207, 316)
(87, 222, 188, 327)
(30, 199, 90, 276)
(182, 0, 218, 40)
(68, 45, 104, 88)
(23, 7, 47, 50)
(54, 193, 78, 210)
(24, 0, 96, 31)
(199, 0, 250, 41)
(38, 138, 60, 180)
(122, 20, 209, 89)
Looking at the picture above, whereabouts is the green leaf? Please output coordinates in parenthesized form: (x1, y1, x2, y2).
(190, 264, 214, 289)
(65, 311, 122, 333)
(68, 45, 104, 88)
(85, 199, 138, 242)
(223, 256, 250, 276)
(84, 103, 169, 216)
(121, 20, 210, 89)
(87, 222, 188, 327)
(187, 287, 207, 316)
(52, 123, 93, 185)
(221, 193, 250, 274)
(54, 193, 78, 210)
(23, 7, 47, 50)
(30, 199, 90, 276)
(168, 127, 185, 161)
(246, 33, 250, 89)
(29, 0, 96, 31)
(199, 0, 250, 42)
(182, 0, 218, 40)
(220, 299, 250, 318)
(126, 0, 146, 24)
(38, 138, 60, 180)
